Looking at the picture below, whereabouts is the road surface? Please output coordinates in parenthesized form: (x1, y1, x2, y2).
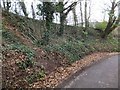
(62, 55, 119, 88)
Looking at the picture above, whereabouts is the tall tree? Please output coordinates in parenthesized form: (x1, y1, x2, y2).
(19, 1, 28, 17)
(31, 2, 35, 19)
(2, 0, 11, 11)
(6, 0, 11, 11)
(84, 0, 88, 31)
(80, 1, 83, 27)
(2, 0, 6, 9)
(72, 5, 78, 26)
(56, 1, 78, 36)
(102, 0, 120, 38)
(37, 2, 54, 45)
(14, 2, 18, 14)
(0, 0, 1, 8)
(87, 0, 91, 27)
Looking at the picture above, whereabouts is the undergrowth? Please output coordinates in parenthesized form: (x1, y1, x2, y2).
(26, 70, 45, 84)
(2, 10, 119, 64)
(2, 11, 119, 87)
(42, 37, 119, 63)
(2, 27, 35, 70)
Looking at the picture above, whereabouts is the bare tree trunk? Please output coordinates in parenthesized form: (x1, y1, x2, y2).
(0, 0, 2, 8)
(19, 1, 28, 17)
(57, 1, 77, 36)
(3, 0, 6, 9)
(2, 0, 11, 11)
(80, 1, 83, 27)
(87, 0, 91, 27)
(84, 0, 88, 31)
(72, 5, 78, 26)
(14, 2, 18, 14)
(6, 0, 11, 11)
(31, 2, 35, 19)
(101, 1, 119, 38)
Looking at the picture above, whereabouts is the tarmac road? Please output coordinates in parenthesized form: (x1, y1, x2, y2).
(63, 55, 119, 88)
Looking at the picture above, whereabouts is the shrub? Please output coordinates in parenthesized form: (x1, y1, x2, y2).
(6, 44, 35, 69)
(8, 44, 35, 58)
(43, 36, 119, 63)
(16, 58, 34, 70)
(95, 21, 107, 30)
(2, 30, 20, 44)
(26, 70, 45, 84)
(43, 41, 87, 63)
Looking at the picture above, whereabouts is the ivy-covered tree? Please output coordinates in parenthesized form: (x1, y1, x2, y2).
(37, 2, 55, 45)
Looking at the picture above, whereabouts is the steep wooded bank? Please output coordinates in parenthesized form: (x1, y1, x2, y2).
(2, 10, 119, 88)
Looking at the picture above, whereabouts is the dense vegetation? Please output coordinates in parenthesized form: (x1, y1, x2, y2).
(1, 0, 120, 88)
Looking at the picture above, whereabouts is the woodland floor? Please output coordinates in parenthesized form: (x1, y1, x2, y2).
(2, 22, 69, 88)
(2, 12, 119, 88)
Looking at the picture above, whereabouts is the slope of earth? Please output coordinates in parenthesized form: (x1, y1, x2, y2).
(2, 10, 119, 88)
(2, 11, 69, 88)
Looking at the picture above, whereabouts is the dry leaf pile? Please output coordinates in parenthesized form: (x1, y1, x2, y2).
(32, 52, 119, 88)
